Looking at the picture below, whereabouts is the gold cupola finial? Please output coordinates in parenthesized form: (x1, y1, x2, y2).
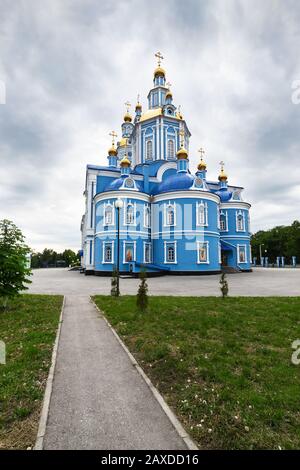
(197, 148, 207, 170)
(108, 130, 118, 156)
(119, 138, 131, 167)
(176, 128, 188, 159)
(154, 51, 165, 78)
(165, 81, 172, 99)
(135, 93, 142, 110)
(218, 160, 228, 182)
(124, 101, 132, 122)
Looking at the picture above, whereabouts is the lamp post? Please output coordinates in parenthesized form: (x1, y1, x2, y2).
(259, 243, 264, 265)
(115, 198, 124, 296)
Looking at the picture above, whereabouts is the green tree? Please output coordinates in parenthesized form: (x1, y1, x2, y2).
(0, 219, 32, 309)
(136, 269, 148, 312)
(220, 273, 229, 298)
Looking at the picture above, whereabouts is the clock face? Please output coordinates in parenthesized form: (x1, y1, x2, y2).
(125, 177, 134, 188)
(194, 177, 203, 188)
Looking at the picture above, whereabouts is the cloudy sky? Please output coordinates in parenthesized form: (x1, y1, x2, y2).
(0, 0, 300, 252)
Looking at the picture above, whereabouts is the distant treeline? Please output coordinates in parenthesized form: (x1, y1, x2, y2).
(31, 248, 80, 268)
(251, 220, 300, 263)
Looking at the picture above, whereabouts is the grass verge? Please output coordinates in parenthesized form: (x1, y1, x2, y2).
(0, 294, 63, 449)
(93, 295, 300, 450)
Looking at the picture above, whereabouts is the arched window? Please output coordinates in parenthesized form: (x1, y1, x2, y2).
(146, 140, 153, 160)
(167, 246, 175, 262)
(126, 203, 135, 225)
(220, 211, 227, 231)
(105, 244, 112, 262)
(167, 139, 175, 159)
(166, 205, 175, 226)
(197, 202, 207, 226)
(236, 212, 244, 231)
(104, 205, 113, 225)
(144, 206, 150, 228)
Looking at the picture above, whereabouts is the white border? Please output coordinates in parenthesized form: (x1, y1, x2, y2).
(164, 240, 177, 264)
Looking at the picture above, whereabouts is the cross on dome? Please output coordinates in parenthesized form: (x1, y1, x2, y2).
(155, 51, 164, 66)
(109, 130, 117, 144)
(198, 148, 205, 158)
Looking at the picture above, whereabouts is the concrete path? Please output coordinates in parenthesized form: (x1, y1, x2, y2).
(43, 295, 187, 450)
(29, 267, 300, 297)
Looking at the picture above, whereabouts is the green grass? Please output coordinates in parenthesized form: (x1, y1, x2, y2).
(0, 294, 63, 449)
(93, 295, 300, 450)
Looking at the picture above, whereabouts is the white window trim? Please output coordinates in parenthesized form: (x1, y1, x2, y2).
(167, 138, 175, 159)
(197, 241, 210, 264)
(218, 242, 222, 264)
(143, 242, 152, 264)
(103, 202, 115, 226)
(146, 139, 153, 160)
(164, 202, 176, 227)
(220, 210, 228, 232)
(144, 204, 151, 228)
(237, 244, 247, 264)
(102, 241, 114, 264)
(124, 201, 137, 226)
(196, 201, 208, 227)
(164, 241, 177, 264)
(123, 240, 137, 264)
(236, 210, 245, 232)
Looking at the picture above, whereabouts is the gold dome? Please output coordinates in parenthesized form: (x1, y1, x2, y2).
(135, 102, 142, 110)
(218, 168, 228, 182)
(176, 146, 188, 160)
(108, 143, 117, 156)
(197, 158, 207, 171)
(165, 90, 172, 99)
(120, 155, 131, 167)
(154, 66, 166, 77)
(118, 137, 128, 147)
(124, 112, 132, 122)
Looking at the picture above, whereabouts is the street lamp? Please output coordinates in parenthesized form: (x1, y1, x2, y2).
(115, 198, 124, 296)
(259, 243, 264, 265)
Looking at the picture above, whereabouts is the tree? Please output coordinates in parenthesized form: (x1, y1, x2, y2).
(0, 219, 32, 309)
(220, 273, 229, 299)
(136, 269, 148, 312)
(111, 267, 119, 297)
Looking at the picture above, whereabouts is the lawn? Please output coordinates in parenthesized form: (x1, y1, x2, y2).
(93, 295, 300, 450)
(0, 294, 63, 449)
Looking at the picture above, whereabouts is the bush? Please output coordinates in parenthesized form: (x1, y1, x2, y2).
(136, 269, 148, 312)
(219, 272, 229, 298)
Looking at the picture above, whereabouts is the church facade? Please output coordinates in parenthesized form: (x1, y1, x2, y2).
(81, 54, 251, 275)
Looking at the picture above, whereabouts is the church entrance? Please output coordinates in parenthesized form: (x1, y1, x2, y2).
(221, 250, 228, 266)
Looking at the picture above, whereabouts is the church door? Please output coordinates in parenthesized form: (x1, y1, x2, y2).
(221, 251, 228, 266)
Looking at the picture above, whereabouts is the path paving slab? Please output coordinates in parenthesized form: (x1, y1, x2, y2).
(43, 295, 187, 450)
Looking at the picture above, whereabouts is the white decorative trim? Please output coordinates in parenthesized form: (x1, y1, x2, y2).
(237, 244, 247, 264)
(124, 200, 137, 226)
(164, 201, 176, 227)
(103, 201, 115, 226)
(219, 210, 228, 232)
(95, 230, 149, 237)
(144, 204, 151, 228)
(196, 200, 208, 227)
(197, 241, 210, 264)
(156, 161, 177, 182)
(164, 240, 177, 264)
(94, 191, 150, 204)
(236, 210, 246, 232)
(154, 191, 220, 204)
(220, 202, 251, 210)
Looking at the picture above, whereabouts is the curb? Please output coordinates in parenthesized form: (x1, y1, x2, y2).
(91, 297, 198, 451)
(34, 296, 65, 450)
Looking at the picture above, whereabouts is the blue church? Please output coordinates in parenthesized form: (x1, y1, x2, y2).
(81, 53, 252, 275)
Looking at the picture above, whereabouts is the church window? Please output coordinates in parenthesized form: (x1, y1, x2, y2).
(103, 242, 114, 264)
(124, 241, 136, 263)
(236, 211, 245, 231)
(144, 242, 152, 263)
(104, 204, 113, 225)
(220, 211, 227, 231)
(197, 241, 209, 263)
(144, 205, 150, 228)
(196, 201, 208, 226)
(126, 203, 135, 225)
(165, 242, 177, 263)
(167, 139, 175, 159)
(165, 204, 176, 226)
(238, 245, 247, 263)
(146, 140, 153, 160)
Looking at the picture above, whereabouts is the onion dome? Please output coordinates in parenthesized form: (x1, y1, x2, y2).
(108, 143, 117, 156)
(165, 89, 172, 99)
(197, 157, 207, 171)
(124, 112, 132, 122)
(118, 137, 128, 147)
(155, 172, 194, 194)
(120, 155, 131, 167)
(218, 168, 228, 182)
(176, 146, 188, 160)
(135, 101, 142, 111)
(154, 66, 166, 78)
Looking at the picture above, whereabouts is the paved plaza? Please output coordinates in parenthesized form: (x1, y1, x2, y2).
(28, 267, 300, 297)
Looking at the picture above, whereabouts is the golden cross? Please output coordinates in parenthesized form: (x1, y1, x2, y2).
(219, 160, 225, 170)
(124, 101, 131, 112)
(155, 51, 164, 66)
(137, 93, 140, 103)
(198, 148, 205, 159)
(109, 131, 117, 144)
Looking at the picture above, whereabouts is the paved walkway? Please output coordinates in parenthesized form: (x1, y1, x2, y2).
(29, 267, 300, 296)
(43, 295, 187, 450)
